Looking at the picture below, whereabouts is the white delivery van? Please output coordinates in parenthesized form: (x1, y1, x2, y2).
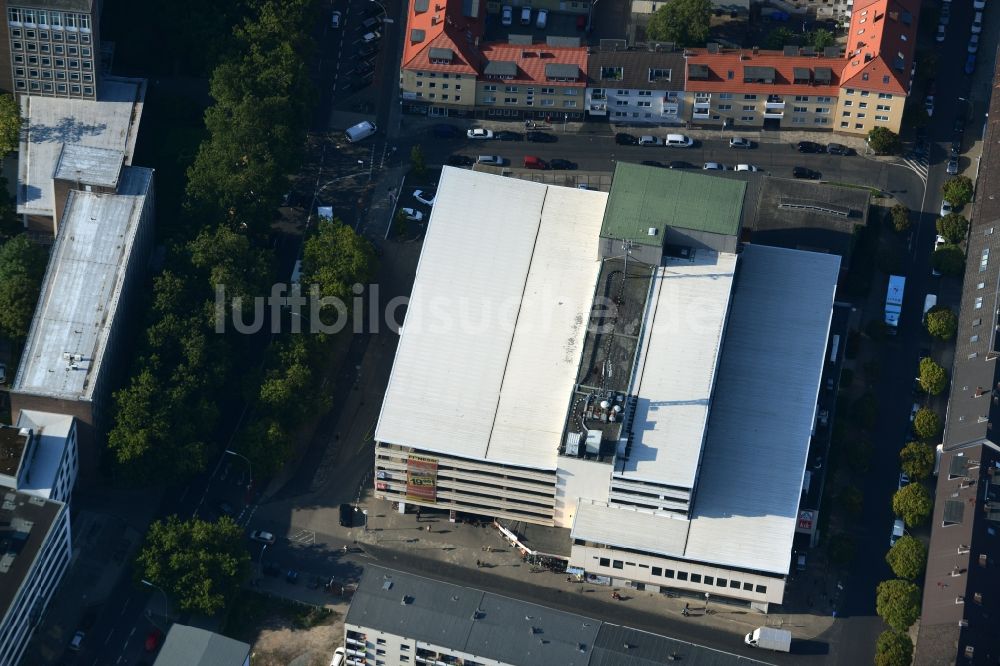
(345, 120, 377, 143)
(665, 133, 694, 147)
(745, 627, 792, 652)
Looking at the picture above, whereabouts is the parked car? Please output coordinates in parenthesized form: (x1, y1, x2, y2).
(400, 207, 424, 222)
(527, 131, 557, 143)
(536, 8, 548, 28)
(431, 124, 460, 138)
(940, 200, 953, 217)
(641, 160, 665, 168)
(496, 130, 522, 141)
(447, 155, 474, 167)
(826, 142, 851, 155)
(729, 136, 755, 149)
(890, 519, 906, 547)
(145, 629, 163, 652)
(733, 164, 759, 172)
(477, 155, 505, 166)
(330, 647, 347, 666)
(898, 471, 910, 489)
(520, 6, 531, 24)
(638, 135, 664, 146)
(523, 155, 548, 169)
(413, 190, 436, 206)
(549, 158, 576, 170)
(935, 24, 946, 42)
(69, 631, 85, 651)
(703, 162, 725, 170)
(965, 53, 977, 75)
(939, 3, 950, 25)
(250, 530, 276, 544)
(924, 96, 934, 117)
(972, 11, 983, 33)
(668, 160, 695, 169)
(331, 10, 342, 28)
(792, 166, 820, 179)
(968, 34, 979, 53)
(934, 234, 947, 252)
(467, 128, 494, 140)
(947, 158, 959, 175)
(974, 0, 985, 8)
(665, 134, 695, 147)
(615, 132, 638, 145)
(797, 140, 823, 153)
(501, 5, 513, 25)
(909, 402, 920, 423)
(362, 31, 380, 44)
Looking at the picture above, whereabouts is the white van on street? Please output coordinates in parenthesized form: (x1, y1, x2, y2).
(345, 120, 377, 143)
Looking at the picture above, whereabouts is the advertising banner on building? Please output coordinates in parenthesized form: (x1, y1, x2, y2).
(406, 455, 438, 502)
(796, 509, 817, 534)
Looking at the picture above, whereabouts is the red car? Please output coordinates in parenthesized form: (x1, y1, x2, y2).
(145, 628, 163, 652)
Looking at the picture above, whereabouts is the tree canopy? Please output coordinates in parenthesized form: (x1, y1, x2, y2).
(0, 235, 49, 341)
(918, 356, 948, 396)
(900, 441, 935, 481)
(890, 204, 910, 233)
(810, 29, 835, 50)
(136, 515, 251, 616)
(875, 579, 922, 631)
(942, 176, 974, 208)
(893, 483, 934, 527)
(924, 306, 957, 341)
(932, 244, 965, 277)
(646, 0, 712, 46)
(867, 127, 901, 154)
(936, 213, 969, 245)
(0, 93, 20, 157)
(886, 535, 927, 580)
(302, 217, 377, 315)
(875, 629, 914, 666)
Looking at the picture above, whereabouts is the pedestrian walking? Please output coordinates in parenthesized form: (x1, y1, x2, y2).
(476, 559, 481, 568)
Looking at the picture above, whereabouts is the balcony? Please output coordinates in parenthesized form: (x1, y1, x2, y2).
(693, 111, 711, 119)
(588, 101, 607, 115)
(763, 110, 785, 118)
(765, 97, 785, 110)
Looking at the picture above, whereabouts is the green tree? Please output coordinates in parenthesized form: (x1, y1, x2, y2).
(847, 436, 873, 473)
(0, 234, 49, 341)
(918, 357, 947, 396)
(885, 535, 927, 580)
(936, 213, 969, 245)
(0, 93, 20, 157)
(924, 306, 957, 341)
(913, 407, 941, 440)
(932, 244, 965, 277)
(410, 144, 427, 179)
(875, 579, 922, 631)
(645, 0, 712, 46)
(893, 483, 933, 527)
(867, 127, 901, 154)
(890, 204, 910, 233)
(302, 217, 377, 316)
(875, 629, 914, 666)
(136, 515, 250, 616)
(827, 534, 856, 566)
(839, 485, 864, 516)
(900, 441, 935, 481)
(852, 391, 878, 429)
(809, 28, 836, 50)
(763, 27, 798, 50)
(942, 175, 974, 208)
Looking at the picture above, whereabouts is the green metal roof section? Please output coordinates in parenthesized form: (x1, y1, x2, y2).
(601, 163, 746, 245)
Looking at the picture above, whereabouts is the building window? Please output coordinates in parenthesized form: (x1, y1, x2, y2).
(740, 115, 754, 121)
(856, 113, 866, 118)
(743, 582, 753, 591)
(817, 96, 833, 102)
(563, 101, 577, 107)
(677, 571, 688, 581)
(861, 90, 870, 97)
(719, 93, 732, 99)
(878, 93, 893, 99)
(743, 94, 757, 100)
(541, 87, 554, 94)
(842, 111, 850, 117)
(637, 101, 651, 107)
(505, 85, 518, 92)
(875, 115, 889, 121)
(755, 585, 767, 593)
(859, 102, 868, 109)
(794, 95, 809, 101)
(377, 639, 386, 645)
(730, 580, 741, 588)
(814, 107, 829, 114)
(664, 569, 675, 578)
(690, 574, 702, 583)
(564, 88, 577, 95)
(652, 567, 662, 576)
(612, 560, 624, 569)
(718, 104, 732, 111)
(480, 96, 495, 104)
(844, 100, 853, 107)
(742, 105, 755, 111)
(541, 99, 554, 106)
(976, 298, 983, 309)
(716, 578, 727, 587)
(705, 576, 714, 585)
(599, 557, 610, 567)
(855, 123, 863, 129)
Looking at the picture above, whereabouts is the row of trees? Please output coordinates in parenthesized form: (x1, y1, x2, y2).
(107, 0, 321, 483)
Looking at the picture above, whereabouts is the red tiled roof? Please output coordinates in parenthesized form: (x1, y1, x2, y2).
(478, 43, 588, 86)
(401, 0, 485, 75)
(684, 49, 845, 96)
(840, 0, 920, 94)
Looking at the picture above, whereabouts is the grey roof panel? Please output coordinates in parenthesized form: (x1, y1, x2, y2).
(484, 60, 518, 76)
(744, 65, 775, 80)
(52, 144, 125, 188)
(508, 33, 533, 44)
(414, 0, 429, 11)
(153, 625, 250, 666)
(688, 63, 709, 78)
(793, 67, 811, 80)
(428, 47, 454, 61)
(410, 28, 426, 43)
(586, 50, 685, 90)
(545, 36, 582, 47)
(545, 63, 579, 79)
(814, 67, 833, 82)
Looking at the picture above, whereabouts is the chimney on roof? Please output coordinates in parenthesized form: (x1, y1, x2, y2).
(752, 45, 759, 55)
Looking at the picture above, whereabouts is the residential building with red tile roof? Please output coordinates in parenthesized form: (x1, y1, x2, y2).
(399, 0, 589, 119)
(683, 47, 845, 131)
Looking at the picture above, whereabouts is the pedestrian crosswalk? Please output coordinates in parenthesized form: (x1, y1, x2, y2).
(902, 154, 929, 182)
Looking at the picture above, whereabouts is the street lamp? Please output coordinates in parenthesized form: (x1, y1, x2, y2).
(363, 509, 369, 533)
(224, 449, 253, 492)
(705, 592, 711, 613)
(141, 579, 169, 622)
(259, 543, 269, 576)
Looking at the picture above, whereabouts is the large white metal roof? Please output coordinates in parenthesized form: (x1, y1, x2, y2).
(684, 244, 840, 574)
(17, 77, 145, 218)
(571, 500, 690, 556)
(614, 250, 736, 488)
(13, 167, 153, 402)
(375, 168, 607, 469)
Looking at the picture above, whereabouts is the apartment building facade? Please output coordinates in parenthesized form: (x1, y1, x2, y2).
(684, 47, 845, 130)
(476, 41, 586, 119)
(585, 49, 685, 124)
(0, 0, 101, 99)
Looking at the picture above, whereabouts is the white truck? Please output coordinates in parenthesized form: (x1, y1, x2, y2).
(744, 627, 792, 653)
(884, 275, 905, 333)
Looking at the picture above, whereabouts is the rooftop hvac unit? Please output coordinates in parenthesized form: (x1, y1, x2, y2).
(585, 431, 601, 455)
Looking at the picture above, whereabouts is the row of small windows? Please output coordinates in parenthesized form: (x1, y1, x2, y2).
(482, 84, 577, 95)
(13, 55, 92, 70)
(597, 557, 767, 594)
(14, 80, 93, 96)
(8, 8, 92, 30)
(11, 42, 91, 57)
(479, 95, 577, 107)
(14, 69, 93, 83)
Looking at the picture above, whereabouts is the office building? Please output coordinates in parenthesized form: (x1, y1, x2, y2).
(153, 624, 251, 666)
(584, 49, 685, 123)
(345, 565, 773, 666)
(0, 0, 102, 99)
(374, 165, 839, 608)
